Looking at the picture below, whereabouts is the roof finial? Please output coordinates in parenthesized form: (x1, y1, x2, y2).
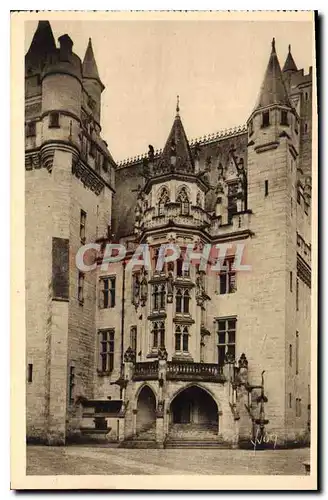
(176, 94, 180, 115)
(271, 37, 276, 53)
(288, 44, 291, 53)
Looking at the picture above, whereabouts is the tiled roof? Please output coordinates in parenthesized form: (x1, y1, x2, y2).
(254, 38, 291, 110)
(82, 38, 103, 87)
(282, 45, 298, 72)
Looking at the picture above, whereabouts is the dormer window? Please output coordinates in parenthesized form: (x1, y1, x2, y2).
(49, 112, 60, 128)
(157, 186, 170, 216)
(26, 121, 36, 137)
(281, 110, 288, 126)
(262, 111, 270, 128)
(177, 187, 190, 215)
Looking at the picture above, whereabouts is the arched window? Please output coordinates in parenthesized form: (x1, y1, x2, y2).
(158, 187, 170, 216)
(177, 187, 190, 215)
(176, 251, 189, 278)
(183, 289, 190, 314)
(153, 322, 158, 348)
(176, 289, 191, 314)
(176, 256, 183, 277)
(152, 321, 165, 349)
(176, 289, 182, 313)
(196, 192, 202, 208)
(175, 325, 189, 352)
(182, 327, 189, 352)
(159, 321, 165, 347)
(175, 326, 181, 351)
(159, 284, 166, 309)
(152, 285, 159, 310)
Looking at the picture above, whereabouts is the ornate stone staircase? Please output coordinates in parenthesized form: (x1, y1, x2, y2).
(164, 423, 228, 449)
(119, 423, 157, 448)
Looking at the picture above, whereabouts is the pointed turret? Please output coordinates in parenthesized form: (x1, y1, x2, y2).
(82, 38, 104, 90)
(157, 96, 194, 174)
(254, 38, 291, 110)
(282, 45, 298, 73)
(25, 21, 56, 70)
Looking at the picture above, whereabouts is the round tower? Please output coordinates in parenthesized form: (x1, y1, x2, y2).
(40, 33, 82, 162)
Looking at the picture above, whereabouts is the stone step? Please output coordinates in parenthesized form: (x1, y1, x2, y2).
(119, 440, 159, 449)
(168, 424, 218, 440)
(165, 440, 230, 449)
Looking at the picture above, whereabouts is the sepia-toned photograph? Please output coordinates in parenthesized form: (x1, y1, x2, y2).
(11, 10, 317, 490)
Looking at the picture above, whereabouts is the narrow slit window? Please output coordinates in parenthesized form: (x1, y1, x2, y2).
(290, 271, 293, 292)
(80, 210, 86, 244)
(281, 110, 288, 126)
(78, 272, 84, 304)
(262, 111, 270, 127)
(296, 331, 299, 375)
(26, 121, 36, 137)
(265, 180, 269, 197)
(27, 363, 33, 383)
(49, 112, 60, 128)
(68, 366, 75, 404)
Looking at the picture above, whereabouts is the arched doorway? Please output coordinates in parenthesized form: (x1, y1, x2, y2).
(136, 385, 156, 434)
(169, 386, 218, 440)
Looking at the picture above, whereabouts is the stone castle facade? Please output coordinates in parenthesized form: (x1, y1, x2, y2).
(25, 21, 312, 447)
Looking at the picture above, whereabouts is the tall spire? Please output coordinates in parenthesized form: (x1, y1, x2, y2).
(282, 44, 298, 73)
(82, 38, 103, 87)
(254, 38, 291, 110)
(157, 101, 194, 174)
(25, 21, 56, 64)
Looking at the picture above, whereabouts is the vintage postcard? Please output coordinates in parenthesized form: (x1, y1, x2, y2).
(11, 10, 318, 490)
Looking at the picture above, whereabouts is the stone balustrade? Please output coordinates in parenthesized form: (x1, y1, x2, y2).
(132, 360, 225, 383)
(142, 204, 211, 230)
(167, 361, 225, 382)
(133, 361, 159, 381)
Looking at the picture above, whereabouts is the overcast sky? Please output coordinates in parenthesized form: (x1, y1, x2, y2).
(25, 19, 313, 162)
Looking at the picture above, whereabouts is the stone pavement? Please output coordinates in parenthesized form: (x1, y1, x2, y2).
(26, 445, 310, 475)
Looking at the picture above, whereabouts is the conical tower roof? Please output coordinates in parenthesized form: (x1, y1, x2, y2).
(157, 97, 194, 174)
(82, 38, 103, 87)
(25, 21, 56, 65)
(254, 38, 291, 110)
(282, 44, 298, 72)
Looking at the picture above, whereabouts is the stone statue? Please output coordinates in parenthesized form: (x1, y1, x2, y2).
(148, 144, 155, 162)
(167, 271, 174, 296)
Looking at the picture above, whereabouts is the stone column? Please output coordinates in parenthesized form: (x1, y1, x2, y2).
(236, 353, 252, 448)
(122, 347, 135, 441)
(221, 357, 237, 444)
(156, 348, 167, 447)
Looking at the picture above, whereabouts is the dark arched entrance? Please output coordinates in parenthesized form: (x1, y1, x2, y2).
(169, 386, 218, 440)
(136, 385, 156, 434)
